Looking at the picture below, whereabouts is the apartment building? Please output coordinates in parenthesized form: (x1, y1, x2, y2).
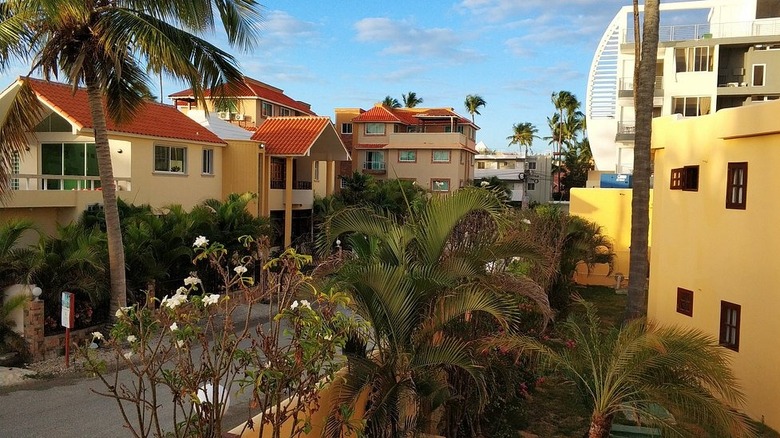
(474, 152, 525, 203)
(335, 104, 478, 192)
(586, 0, 780, 183)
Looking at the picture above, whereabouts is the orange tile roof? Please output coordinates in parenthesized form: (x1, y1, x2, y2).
(169, 76, 315, 116)
(250, 117, 331, 155)
(26, 78, 225, 145)
(352, 105, 472, 126)
(354, 143, 387, 149)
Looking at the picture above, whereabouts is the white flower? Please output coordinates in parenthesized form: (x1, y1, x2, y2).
(115, 306, 132, 319)
(290, 300, 299, 309)
(184, 276, 201, 286)
(193, 236, 209, 248)
(176, 287, 188, 295)
(264, 361, 271, 369)
(126, 335, 137, 343)
(300, 300, 311, 309)
(124, 352, 134, 360)
(170, 322, 179, 332)
(177, 340, 185, 348)
(521, 218, 531, 225)
(162, 293, 187, 309)
(480, 181, 490, 187)
(91, 331, 104, 341)
(323, 334, 332, 341)
(203, 294, 220, 306)
(234, 266, 248, 275)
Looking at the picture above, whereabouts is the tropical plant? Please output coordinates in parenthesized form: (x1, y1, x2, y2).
(316, 188, 552, 437)
(0, 0, 262, 321)
(382, 95, 402, 108)
(627, 0, 660, 319)
(559, 138, 593, 198)
(0, 292, 29, 362)
(401, 91, 424, 108)
(507, 122, 539, 209)
(498, 297, 756, 438)
(0, 219, 39, 289)
(473, 176, 512, 203)
(464, 94, 486, 123)
(195, 192, 273, 251)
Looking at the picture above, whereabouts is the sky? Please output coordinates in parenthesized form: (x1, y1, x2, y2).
(0, 0, 707, 154)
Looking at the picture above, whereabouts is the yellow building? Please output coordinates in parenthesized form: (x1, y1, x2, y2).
(649, 102, 780, 430)
(336, 104, 477, 192)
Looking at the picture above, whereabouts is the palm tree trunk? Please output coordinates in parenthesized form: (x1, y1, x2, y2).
(626, 0, 660, 319)
(84, 68, 128, 320)
(588, 414, 614, 438)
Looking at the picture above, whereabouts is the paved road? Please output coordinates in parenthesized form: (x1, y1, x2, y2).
(0, 302, 275, 438)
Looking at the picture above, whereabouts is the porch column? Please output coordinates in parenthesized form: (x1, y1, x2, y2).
(261, 155, 270, 216)
(326, 160, 334, 196)
(284, 157, 293, 247)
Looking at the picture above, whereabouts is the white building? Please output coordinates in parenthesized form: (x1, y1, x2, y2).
(586, 0, 780, 184)
(473, 152, 553, 205)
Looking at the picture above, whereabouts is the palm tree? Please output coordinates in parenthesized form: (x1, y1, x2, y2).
(317, 189, 552, 437)
(401, 91, 424, 108)
(507, 122, 538, 209)
(0, 0, 261, 320)
(464, 94, 486, 123)
(498, 298, 756, 438)
(0, 219, 39, 289)
(627, 0, 660, 319)
(382, 95, 402, 108)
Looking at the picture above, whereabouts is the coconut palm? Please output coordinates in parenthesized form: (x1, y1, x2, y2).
(0, 219, 39, 289)
(507, 122, 538, 209)
(401, 91, 424, 108)
(317, 188, 552, 437)
(627, 0, 660, 319)
(498, 297, 756, 438)
(0, 0, 261, 320)
(464, 94, 486, 123)
(382, 95, 402, 108)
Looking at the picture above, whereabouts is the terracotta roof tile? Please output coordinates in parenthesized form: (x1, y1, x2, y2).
(26, 78, 225, 145)
(351, 105, 472, 126)
(250, 117, 331, 155)
(169, 77, 315, 116)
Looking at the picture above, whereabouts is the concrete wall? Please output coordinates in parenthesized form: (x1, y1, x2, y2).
(649, 105, 780, 430)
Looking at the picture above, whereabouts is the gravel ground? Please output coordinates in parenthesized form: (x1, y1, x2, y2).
(26, 345, 125, 378)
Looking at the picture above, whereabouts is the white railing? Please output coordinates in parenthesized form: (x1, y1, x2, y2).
(625, 19, 780, 43)
(10, 174, 132, 191)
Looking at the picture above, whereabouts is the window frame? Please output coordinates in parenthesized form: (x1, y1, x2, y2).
(672, 96, 711, 117)
(753, 64, 766, 87)
(201, 148, 214, 175)
(364, 150, 385, 171)
(313, 161, 320, 182)
(726, 162, 748, 210)
(432, 150, 451, 163)
(154, 145, 187, 174)
(365, 123, 385, 136)
(341, 123, 353, 134)
(262, 102, 273, 117)
(431, 178, 450, 192)
(280, 107, 292, 117)
(527, 161, 537, 170)
(526, 182, 536, 191)
(719, 301, 741, 351)
(676, 287, 694, 317)
(398, 150, 417, 163)
(670, 165, 699, 191)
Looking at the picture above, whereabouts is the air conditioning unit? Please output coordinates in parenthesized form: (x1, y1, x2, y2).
(233, 113, 244, 121)
(218, 111, 231, 120)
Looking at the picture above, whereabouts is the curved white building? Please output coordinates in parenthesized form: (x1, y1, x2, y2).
(586, 0, 780, 182)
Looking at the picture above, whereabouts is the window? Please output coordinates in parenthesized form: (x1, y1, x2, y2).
(527, 162, 537, 170)
(669, 165, 698, 191)
(365, 123, 385, 135)
(676, 288, 694, 317)
(262, 102, 273, 117)
(155, 145, 186, 173)
(431, 179, 450, 192)
(719, 301, 741, 351)
(477, 161, 486, 169)
(11, 152, 19, 190)
(672, 97, 711, 117)
(313, 161, 320, 182)
(460, 151, 464, 164)
(280, 108, 291, 116)
(527, 182, 536, 191)
(340, 177, 348, 189)
(753, 64, 766, 86)
(341, 123, 353, 134)
(726, 162, 748, 209)
(399, 151, 417, 162)
(432, 150, 451, 163)
(675, 46, 713, 72)
(271, 157, 286, 189)
(457, 125, 465, 134)
(364, 151, 385, 170)
(201, 149, 214, 175)
(41, 142, 100, 189)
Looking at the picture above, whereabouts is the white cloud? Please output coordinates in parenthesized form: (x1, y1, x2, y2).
(354, 17, 480, 61)
(257, 10, 320, 49)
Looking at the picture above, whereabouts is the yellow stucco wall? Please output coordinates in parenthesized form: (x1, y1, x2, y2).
(569, 188, 653, 285)
(649, 108, 780, 430)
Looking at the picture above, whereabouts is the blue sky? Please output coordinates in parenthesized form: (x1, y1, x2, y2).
(0, 0, 705, 153)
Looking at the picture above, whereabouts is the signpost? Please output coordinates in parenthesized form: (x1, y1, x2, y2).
(61, 292, 75, 367)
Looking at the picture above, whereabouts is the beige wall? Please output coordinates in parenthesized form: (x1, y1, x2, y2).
(649, 108, 780, 430)
(222, 140, 263, 216)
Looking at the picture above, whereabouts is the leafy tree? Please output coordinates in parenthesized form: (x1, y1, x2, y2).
(627, 0, 660, 319)
(464, 94, 486, 123)
(382, 95, 402, 108)
(0, 0, 261, 321)
(507, 122, 539, 209)
(559, 138, 593, 197)
(0, 219, 39, 289)
(402, 91, 424, 108)
(498, 298, 756, 438)
(473, 176, 512, 203)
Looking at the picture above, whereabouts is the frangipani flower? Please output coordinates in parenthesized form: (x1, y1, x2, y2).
(291, 301, 299, 309)
(234, 266, 248, 275)
(184, 276, 201, 286)
(127, 335, 138, 343)
(170, 322, 179, 332)
(300, 300, 311, 309)
(177, 340, 185, 348)
(91, 332, 104, 341)
(162, 293, 187, 309)
(124, 352, 134, 360)
(193, 236, 209, 248)
(203, 294, 220, 306)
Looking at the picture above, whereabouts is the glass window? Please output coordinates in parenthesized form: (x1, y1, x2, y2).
(433, 150, 450, 163)
(527, 182, 536, 191)
(364, 151, 385, 170)
(431, 179, 450, 192)
(341, 123, 353, 134)
(280, 108, 291, 116)
(528, 162, 537, 170)
(41, 143, 99, 189)
(262, 102, 273, 117)
(154, 145, 187, 173)
(313, 161, 320, 182)
(202, 149, 214, 175)
(365, 123, 385, 135)
(672, 97, 711, 117)
(11, 152, 19, 190)
(399, 151, 416, 162)
(726, 162, 748, 209)
(719, 301, 741, 351)
(675, 47, 713, 72)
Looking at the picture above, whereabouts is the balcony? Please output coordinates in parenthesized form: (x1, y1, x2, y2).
(387, 132, 467, 148)
(10, 174, 132, 192)
(362, 161, 386, 175)
(268, 180, 314, 210)
(270, 180, 312, 190)
(624, 18, 780, 44)
(616, 122, 635, 142)
(618, 76, 664, 98)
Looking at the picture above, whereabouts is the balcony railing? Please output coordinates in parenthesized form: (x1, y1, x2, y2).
(270, 180, 312, 190)
(618, 122, 636, 135)
(11, 174, 132, 191)
(619, 76, 663, 91)
(363, 161, 386, 172)
(625, 19, 780, 43)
